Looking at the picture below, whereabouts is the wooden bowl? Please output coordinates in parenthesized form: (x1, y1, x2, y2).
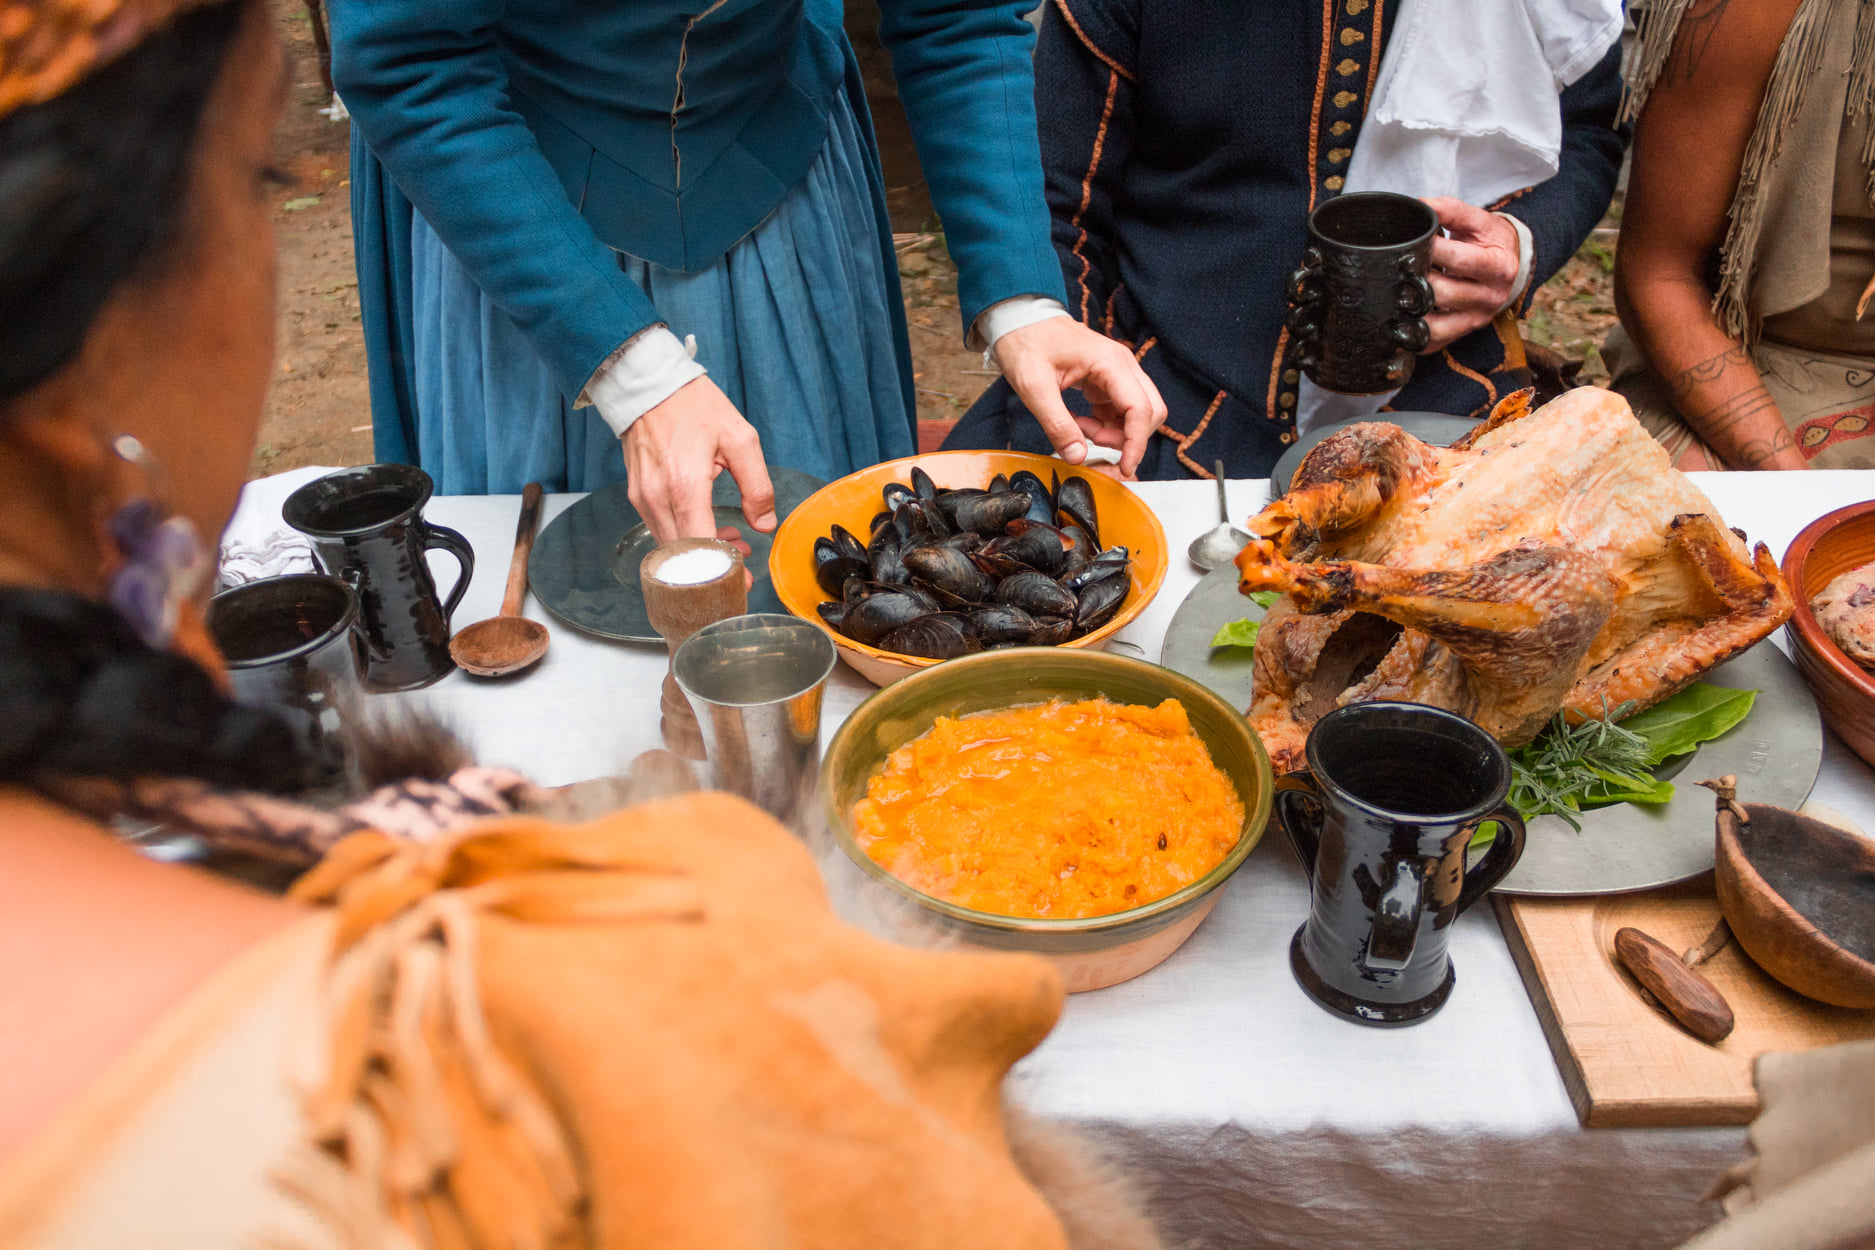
(1782, 500, 1875, 768)
(1716, 803, 1875, 1008)
(769, 451, 1168, 685)
(821, 648, 1272, 991)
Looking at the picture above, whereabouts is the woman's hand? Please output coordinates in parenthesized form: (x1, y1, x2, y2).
(1421, 198, 1523, 353)
(623, 377, 777, 549)
(993, 318, 1168, 479)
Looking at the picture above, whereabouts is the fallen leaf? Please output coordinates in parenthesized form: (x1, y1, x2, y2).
(281, 196, 321, 212)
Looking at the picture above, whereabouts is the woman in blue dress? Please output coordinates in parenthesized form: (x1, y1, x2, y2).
(331, 0, 1164, 544)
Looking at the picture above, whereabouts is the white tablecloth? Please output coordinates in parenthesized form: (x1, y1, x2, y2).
(368, 471, 1875, 1250)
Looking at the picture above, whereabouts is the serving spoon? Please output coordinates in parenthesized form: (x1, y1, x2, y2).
(1187, 461, 1252, 571)
(450, 482, 550, 677)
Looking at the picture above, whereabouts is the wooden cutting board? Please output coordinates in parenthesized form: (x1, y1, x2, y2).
(1494, 880, 1875, 1127)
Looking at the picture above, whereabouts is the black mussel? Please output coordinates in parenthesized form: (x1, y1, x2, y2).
(866, 524, 907, 585)
(926, 610, 978, 638)
(973, 548, 1032, 580)
(1074, 574, 1128, 632)
(923, 495, 953, 538)
(989, 473, 1010, 494)
(1009, 470, 1055, 526)
(938, 531, 985, 554)
(842, 592, 932, 647)
(814, 537, 870, 597)
(1061, 547, 1129, 592)
(903, 545, 992, 603)
(949, 490, 1030, 536)
(911, 465, 939, 502)
(816, 559, 868, 598)
(883, 481, 916, 512)
(1060, 523, 1094, 575)
(829, 523, 868, 562)
(913, 577, 977, 609)
(1056, 475, 1099, 546)
(869, 510, 894, 535)
(1027, 615, 1075, 646)
(879, 615, 974, 661)
(972, 605, 1039, 645)
(995, 569, 1078, 618)
(990, 519, 1071, 576)
(931, 486, 985, 526)
(817, 601, 847, 630)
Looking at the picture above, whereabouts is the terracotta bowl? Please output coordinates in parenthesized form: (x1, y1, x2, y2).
(1781, 500, 1875, 768)
(1716, 802, 1875, 1009)
(769, 450, 1168, 686)
(821, 648, 1273, 992)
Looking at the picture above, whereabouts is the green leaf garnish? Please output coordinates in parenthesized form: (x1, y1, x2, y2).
(1211, 618, 1261, 649)
(1501, 683, 1757, 829)
(1619, 684, 1757, 765)
(1209, 592, 1282, 650)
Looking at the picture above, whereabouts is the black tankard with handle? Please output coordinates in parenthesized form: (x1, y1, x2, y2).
(283, 464, 474, 691)
(1275, 701, 1527, 1026)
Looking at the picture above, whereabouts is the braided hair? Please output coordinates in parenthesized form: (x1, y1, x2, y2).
(0, 0, 316, 798)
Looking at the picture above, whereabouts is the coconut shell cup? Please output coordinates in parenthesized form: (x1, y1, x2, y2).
(1709, 785, 1875, 1010)
(770, 451, 1169, 686)
(1782, 500, 1875, 769)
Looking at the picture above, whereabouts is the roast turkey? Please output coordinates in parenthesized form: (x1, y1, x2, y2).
(1235, 388, 1794, 774)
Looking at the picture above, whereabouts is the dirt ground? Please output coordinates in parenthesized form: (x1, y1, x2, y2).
(257, 0, 1620, 478)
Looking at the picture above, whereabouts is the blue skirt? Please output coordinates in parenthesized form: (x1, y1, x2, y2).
(406, 93, 915, 495)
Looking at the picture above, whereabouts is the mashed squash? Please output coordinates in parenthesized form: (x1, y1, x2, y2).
(851, 698, 1244, 919)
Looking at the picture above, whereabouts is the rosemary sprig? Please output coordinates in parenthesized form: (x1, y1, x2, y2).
(1506, 701, 1662, 830)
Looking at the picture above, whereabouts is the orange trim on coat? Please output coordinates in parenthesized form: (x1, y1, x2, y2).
(1442, 349, 1499, 409)
(1050, 0, 1137, 83)
(1133, 336, 1158, 363)
(1364, 1, 1384, 104)
(1306, 0, 1334, 216)
(1068, 68, 1121, 326)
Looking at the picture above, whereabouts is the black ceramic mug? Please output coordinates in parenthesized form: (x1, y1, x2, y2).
(282, 464, 473, 691)
(1275, 701, 1526, 1026)
(207, 574, 365, 790)
(1284, 191, 1439, 395)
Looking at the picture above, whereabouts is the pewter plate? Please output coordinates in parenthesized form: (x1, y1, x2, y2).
(1160, 563, 1824, 895)
(1269, 411, 1480, 496)
(528, 468, 824, 643)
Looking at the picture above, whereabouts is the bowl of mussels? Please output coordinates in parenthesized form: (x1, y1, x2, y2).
(768, 451, 1169, 685)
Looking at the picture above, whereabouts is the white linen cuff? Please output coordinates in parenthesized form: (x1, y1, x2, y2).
(967, 295, 1072, 357)
(580, 325, 709, 437)
(1497, 214, 1536, 314)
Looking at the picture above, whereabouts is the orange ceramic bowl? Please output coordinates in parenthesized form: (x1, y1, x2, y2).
(1782, 500, 1875, 769)
(769, 451, 1169, 685)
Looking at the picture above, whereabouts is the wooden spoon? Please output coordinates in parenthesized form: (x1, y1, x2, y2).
(450, 482, 550, 677)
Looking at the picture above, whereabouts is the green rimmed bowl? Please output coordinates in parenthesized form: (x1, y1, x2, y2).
(821, 648, 1273, 991)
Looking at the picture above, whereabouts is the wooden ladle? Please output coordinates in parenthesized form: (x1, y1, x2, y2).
(450, 482, 550, 677)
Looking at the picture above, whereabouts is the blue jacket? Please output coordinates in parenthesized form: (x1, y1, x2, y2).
(331, 0, 1068, 458)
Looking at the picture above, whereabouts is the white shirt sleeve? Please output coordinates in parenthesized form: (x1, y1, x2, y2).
(1496, 213, 1536, 313)
(579, 325, 710, 437)
(966, 295, 1073, 358)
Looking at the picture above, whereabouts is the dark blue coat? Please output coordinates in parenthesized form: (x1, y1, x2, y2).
(332, 0, 1071, 465)
(944, 0, 1627, 479)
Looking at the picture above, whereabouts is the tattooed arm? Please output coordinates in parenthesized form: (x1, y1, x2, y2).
(1614, 0, 1809, 470)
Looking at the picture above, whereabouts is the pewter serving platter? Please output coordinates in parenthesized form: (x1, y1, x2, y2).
(1160, 562, 1823, 895)
(1269, 411, 1480, 496)
(528, 467, 824, 643)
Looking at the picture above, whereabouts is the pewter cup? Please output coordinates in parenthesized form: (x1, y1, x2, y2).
(673, 613, 838, 826)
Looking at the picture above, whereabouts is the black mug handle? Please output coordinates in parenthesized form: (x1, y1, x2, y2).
(1273, 772, 1324, 874)
(421, 521, 475, 622)
(1456, 805, 1527, 914)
